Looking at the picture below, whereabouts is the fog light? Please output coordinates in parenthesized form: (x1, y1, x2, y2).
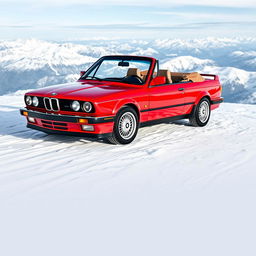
(81, 125, 94, 131)
(78, 118, 88, 124)
(28, 117, 36, 123)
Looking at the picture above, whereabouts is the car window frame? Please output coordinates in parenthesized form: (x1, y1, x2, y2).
(79, 56, 154, 86)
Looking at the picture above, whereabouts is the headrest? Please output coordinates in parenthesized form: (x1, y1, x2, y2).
(159, 69, 172, 83)
(127, 68, 142, 78)
(140, 70, 148, 81)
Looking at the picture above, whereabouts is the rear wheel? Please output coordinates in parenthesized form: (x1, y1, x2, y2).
(189, 98, 211, 127)
(107, 106, 139, 144)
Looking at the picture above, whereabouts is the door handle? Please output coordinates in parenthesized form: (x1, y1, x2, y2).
(178, 88, 184, 91)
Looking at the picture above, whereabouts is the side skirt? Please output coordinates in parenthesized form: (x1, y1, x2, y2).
(140, 114, 190, 127)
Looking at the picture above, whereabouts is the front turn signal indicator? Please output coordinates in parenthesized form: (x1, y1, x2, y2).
(78, 118, 88, 124)
(23, 111, 28, 116)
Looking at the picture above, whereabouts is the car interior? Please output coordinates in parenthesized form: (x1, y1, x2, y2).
(126, 68, 205, 84)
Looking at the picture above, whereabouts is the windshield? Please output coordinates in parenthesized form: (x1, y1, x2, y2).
(80, 56, 152, 85)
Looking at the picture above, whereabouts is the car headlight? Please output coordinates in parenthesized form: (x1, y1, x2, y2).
(83, 102, 93, 112)
(71, 100, 80, 111)
(32, 96, 39, 107)
(25, 96, 32, 105)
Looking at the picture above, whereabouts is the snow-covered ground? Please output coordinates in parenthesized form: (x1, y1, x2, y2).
(1, 94, 256, 256)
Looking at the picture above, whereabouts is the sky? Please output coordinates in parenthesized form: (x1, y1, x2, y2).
(0, 0, 256, 40)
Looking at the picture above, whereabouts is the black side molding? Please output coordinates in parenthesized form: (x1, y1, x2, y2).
(141, 102, 194, 113)
(140, 114, 190, 127)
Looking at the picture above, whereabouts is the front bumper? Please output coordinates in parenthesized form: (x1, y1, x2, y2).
(20, 109, 114, 138)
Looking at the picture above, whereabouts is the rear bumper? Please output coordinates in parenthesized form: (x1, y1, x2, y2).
(20, 109, 114, 138)
(211, 97, 224, 104)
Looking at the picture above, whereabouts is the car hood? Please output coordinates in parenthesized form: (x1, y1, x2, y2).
(27, 81, 138, 100)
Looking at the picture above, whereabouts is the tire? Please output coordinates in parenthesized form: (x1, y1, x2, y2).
(107, 106, 139, 144)
(189, 98, 211, 127)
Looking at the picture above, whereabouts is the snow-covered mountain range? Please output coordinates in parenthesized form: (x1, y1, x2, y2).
(0, 37, 256, 103)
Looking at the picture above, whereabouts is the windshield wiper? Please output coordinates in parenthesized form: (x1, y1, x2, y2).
(85, 76, 102, 81)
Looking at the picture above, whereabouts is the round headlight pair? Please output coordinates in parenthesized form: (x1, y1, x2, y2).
(25, 96, 39, 107)
(71, 101, 92, 112)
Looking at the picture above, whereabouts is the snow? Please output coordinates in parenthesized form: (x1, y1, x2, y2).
(161, 56, 214, 71)
(0, 39, 97, 71)
(0, 37, 256, 104)
(1, 94, 256, 256)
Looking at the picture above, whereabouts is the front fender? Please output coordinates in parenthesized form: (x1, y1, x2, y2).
(112, 99, 141, 116)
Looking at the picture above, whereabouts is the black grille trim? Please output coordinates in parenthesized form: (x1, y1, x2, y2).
(27, 96, 95, 113)
(51, 98, 59, 111)
(41, 120, 68, 130)
(52, 122, 67, 126)
(43, 97, 60, 112)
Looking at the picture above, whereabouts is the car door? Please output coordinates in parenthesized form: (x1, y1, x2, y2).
(148, 83, 186, 121)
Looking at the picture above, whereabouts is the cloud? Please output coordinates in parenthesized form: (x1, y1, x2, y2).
(3, 22, 255, 31)
(151, 11, 256, 22)
(1, 0, 256, 8)
(0, 25, 32, 28)
(63, 21, 256, 30)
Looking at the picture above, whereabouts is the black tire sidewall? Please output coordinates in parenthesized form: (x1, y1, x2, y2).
(195, 98, 211, 127)
(113, 107, 139, 144)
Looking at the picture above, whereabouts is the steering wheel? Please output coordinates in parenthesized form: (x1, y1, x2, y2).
(122, 75, 143, 84)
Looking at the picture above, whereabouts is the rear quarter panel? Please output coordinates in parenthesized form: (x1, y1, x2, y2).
(183, 79, 222, 114)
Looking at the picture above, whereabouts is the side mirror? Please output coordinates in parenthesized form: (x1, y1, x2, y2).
(80, 71, 86, 77)
(150, 76, 166, 86)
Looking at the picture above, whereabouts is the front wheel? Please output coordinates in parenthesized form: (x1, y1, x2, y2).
(189, 98, 211, 127)
(107, 106, 139, 144)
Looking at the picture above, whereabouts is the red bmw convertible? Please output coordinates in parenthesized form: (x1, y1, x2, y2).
(20, 55, 223, 144)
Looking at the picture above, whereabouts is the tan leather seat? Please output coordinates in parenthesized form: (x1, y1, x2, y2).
(141, 70, 157, 81)
(171, 72, 188, 83)
(184, 72, 205, 82)
(140, 70, 148, 81)
(171, 72, 205, 83)
(159, 69, 172, 84)
(127, 68, 143, 79)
